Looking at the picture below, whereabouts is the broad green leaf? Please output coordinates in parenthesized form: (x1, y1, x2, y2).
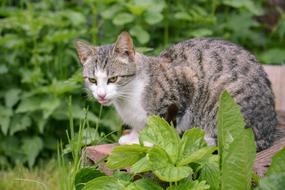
(198, 155, 220, 190)
(144, 12, 163, 25)
(0, 105, 13, 135)
(148, 146, 192, 182)
(31, 112, 47, 133)
(223, 0, 264, 16)
(131, 156, 152, 174)
(154, 166, 193, 183)
(266, 147, 285, 176)
(75, 167, 105, 190)
(256, 147, 285, 190)
(174, 12, 192, 21)
(140, 116, 179, 163)
(83, 176, 125, 190)
(16, 96, 42, 113)
(126, 178, 163, 190)
(4, 88, 21, 108)
(113, 13, 134, 25)
(130, 25, 150, 44)
(21, 136, 43, 168)
(101, 4, 122, 19)
(221, 129, 256, 190)
(147, 146, 172, 170)
(148, 0, 165, 13)
(178, 128, 207, 161)
(61, 10, 85, 26)
(113, 171, 132, 182)
(40, 96, 60, 119)
(217, 90, 245, 160)
(177, 146, 217, 166)
(9, 115, 31, 135)
(106, 145, 148, 169)
(166, 179, 209, 190)
(255, 173, 285, 190)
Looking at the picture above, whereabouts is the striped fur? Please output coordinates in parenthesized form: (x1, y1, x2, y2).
(75, 33, 277, 151)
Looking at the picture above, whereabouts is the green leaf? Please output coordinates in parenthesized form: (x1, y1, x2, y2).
(4, 88, 21, 108)
(75, 167, 105, 190)
(154, 166, 193, 183)
(217, 90, 245, 160)
(113, 171, 133, 182)
(256, 147, 285, 190)
(178, 128, 207, 162)
(0, 105, 13, 135)
(40, 96, 60, 119)
(174, 12, 192, 21)
(130, 25, 150, 44)
(21, 136, 43, 168)
(148, 146, 192, 182)
(101, 4, 123, 19)
(126, 178, 163, 190)
(140, 116, 179, 163)
(147, 146, 172, 170)
(166, 179, 210, 190)
(9, 115, 31, 135)
(255, 173, 285, 190)
(106, 145, 148, 169)
(144, 12, 163, 25)
(113, 13, 134, 25)
(16, 97, 42, 113)
(198, 155, 220, 190)
(223, 0, 264, 16)
(218, 91, 256, 190)
(266, 147, 285, 176)
(83, 176, 125, 190)
(131, 156, 152, 174)
(221, 129, 256, 190)
(62, 10, 85, 26)
(177, 146, 217, 166)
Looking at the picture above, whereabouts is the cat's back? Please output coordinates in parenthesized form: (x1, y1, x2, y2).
(157, 38, 277, 151)
(160, 38, 263, 78)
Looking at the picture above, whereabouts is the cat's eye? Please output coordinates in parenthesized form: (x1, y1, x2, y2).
(108, 76, 118, 83)
(88, 78, 97, 84)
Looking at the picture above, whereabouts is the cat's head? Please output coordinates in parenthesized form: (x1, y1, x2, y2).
(75, 32, 137, 106)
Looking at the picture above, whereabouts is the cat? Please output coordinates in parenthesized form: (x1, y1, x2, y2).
(75, 32, 277, 152)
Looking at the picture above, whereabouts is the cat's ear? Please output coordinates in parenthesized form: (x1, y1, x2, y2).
(75, 40, 95, 64)
(114, 32, 135, 61)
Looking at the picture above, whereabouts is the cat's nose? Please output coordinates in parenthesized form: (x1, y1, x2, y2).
(98, 93, 106, 100)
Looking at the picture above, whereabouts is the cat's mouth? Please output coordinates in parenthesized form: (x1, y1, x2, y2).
(98, 98, 112, 105)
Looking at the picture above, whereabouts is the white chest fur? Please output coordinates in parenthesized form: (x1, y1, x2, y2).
(113, 78, 148, 132)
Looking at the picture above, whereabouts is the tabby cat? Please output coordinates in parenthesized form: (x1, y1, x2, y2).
(75, 32, 277, 151)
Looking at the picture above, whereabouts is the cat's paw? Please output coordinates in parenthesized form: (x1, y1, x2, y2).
(118, 133, 140, 145)
(204, 134, 216, 146)
(118, 132, 153, 147)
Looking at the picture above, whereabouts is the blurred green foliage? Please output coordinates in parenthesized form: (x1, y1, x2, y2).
(0, 0, 284, 168)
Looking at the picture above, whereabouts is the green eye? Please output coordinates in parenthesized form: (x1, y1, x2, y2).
(88, 78, 97, 84)
(108, 76, 118, 83)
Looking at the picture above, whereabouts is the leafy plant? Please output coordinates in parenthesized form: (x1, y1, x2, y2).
(1, 0, 285, 170)
(74, 90, 285, 189)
